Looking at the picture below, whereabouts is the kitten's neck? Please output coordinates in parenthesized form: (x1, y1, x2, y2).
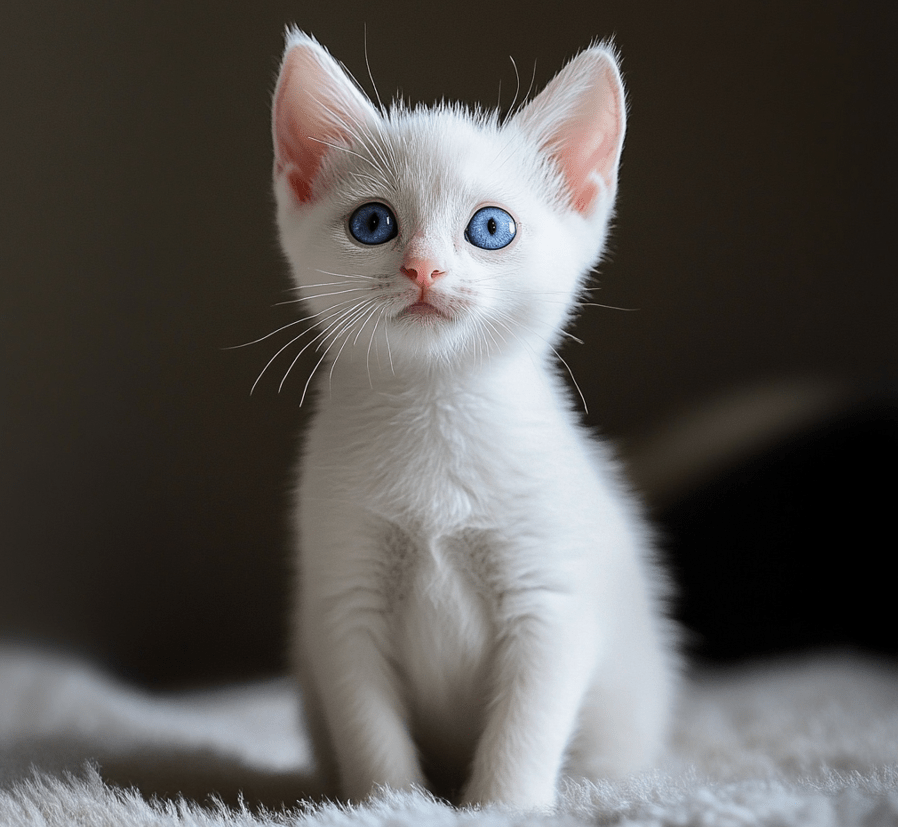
(323, 348, 558, 408)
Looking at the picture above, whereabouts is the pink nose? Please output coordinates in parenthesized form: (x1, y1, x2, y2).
(401, 259, 446, 287)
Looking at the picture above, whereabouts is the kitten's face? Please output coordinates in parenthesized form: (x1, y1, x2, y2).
(277, 110, 599, 367)
(272, 33, 625, 373)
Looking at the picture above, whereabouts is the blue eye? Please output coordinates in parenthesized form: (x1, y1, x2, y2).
(465, 206, 516, 250)
(349, 202, 398, 245)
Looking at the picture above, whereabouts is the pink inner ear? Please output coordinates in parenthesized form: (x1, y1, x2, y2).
(273, 51, 329, 203)
(273, 43, 373, 204)
(556, 97, 622, 214)
(523, 51, 626, 216)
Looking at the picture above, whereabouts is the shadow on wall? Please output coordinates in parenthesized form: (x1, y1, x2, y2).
(628, 381, 897, 663)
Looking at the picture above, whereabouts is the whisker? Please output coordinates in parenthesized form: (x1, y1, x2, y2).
(578, 301, 640, 312)
(327, 302, 377, 386)
(332, 107, 394, 175)
(488, 306, 590, 414)
(349, 169, 389, 190)
(318, 299, 376, 357)
(277, 300, 369, 393)
(520, 59, 539, 115)
(383, 317, 395, 374)
(248, 298, 367, 394)
(251, 329, 311, 395)
(300, 349, 330, 408)
(313, 99, 395, 186)
(364, 25, 384, 111)
(553, 348, 588, 413)
(324, 61, 395, 178)
(558, 330, 585, 346)
(353, 301, 384, 347)
(479, 276, 637, 313)
(313, 268, 379, 281)
(476, 315, 506, 357)
(229, 297, 362, 351)
(289, 279, 373, 290)
(298, 298, 377, 405)
(502, 55, 521, 123)
(275, 286, 371, 306)
(307, 134, 376, 167)
(366, 307, 388, 383)
(353, 118, 396, 183)
(488, 313, 566, 405)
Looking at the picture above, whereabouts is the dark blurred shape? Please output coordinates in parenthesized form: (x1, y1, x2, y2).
(659, 393, 897, 663)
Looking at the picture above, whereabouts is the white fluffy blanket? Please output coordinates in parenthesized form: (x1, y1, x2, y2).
(2, 646, 897, 826)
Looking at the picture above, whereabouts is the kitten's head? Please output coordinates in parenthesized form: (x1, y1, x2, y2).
(272, 30, 625, 373)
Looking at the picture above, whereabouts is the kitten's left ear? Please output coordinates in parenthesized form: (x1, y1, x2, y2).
(515, 44, 626, 216)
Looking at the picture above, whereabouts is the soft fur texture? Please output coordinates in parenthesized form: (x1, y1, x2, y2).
(2, 646, 898, 826)
(271, 31, 676, 808)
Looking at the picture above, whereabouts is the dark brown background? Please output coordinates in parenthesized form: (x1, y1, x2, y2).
(2, 2, 895, 686)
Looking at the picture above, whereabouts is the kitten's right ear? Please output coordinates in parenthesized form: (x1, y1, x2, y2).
(273, 30, 378, 204)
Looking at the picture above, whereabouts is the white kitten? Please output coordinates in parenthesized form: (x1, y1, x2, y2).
(270, 30, 677, 808)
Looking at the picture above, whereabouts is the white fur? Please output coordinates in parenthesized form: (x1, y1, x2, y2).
(271, 31, 677, 808)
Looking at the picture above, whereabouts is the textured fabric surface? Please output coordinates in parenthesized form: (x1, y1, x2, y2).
(2, 646, 897, 826)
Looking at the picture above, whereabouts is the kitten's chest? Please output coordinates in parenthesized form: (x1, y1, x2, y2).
(308, 380, 533, 529)
(391, 529, 494, 755)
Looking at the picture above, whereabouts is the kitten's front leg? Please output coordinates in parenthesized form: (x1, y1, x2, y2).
(461, 592, 596, 809)
(299, 526, 426, 801)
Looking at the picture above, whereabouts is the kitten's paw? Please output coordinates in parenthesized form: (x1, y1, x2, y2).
(342, 768, 428, 804)
(460, 776, 557, 810)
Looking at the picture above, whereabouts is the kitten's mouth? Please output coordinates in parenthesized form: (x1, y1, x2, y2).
(399, 300, 448, 320)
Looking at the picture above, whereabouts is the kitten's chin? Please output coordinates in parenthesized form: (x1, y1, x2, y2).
(385, 305, 481, 366)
